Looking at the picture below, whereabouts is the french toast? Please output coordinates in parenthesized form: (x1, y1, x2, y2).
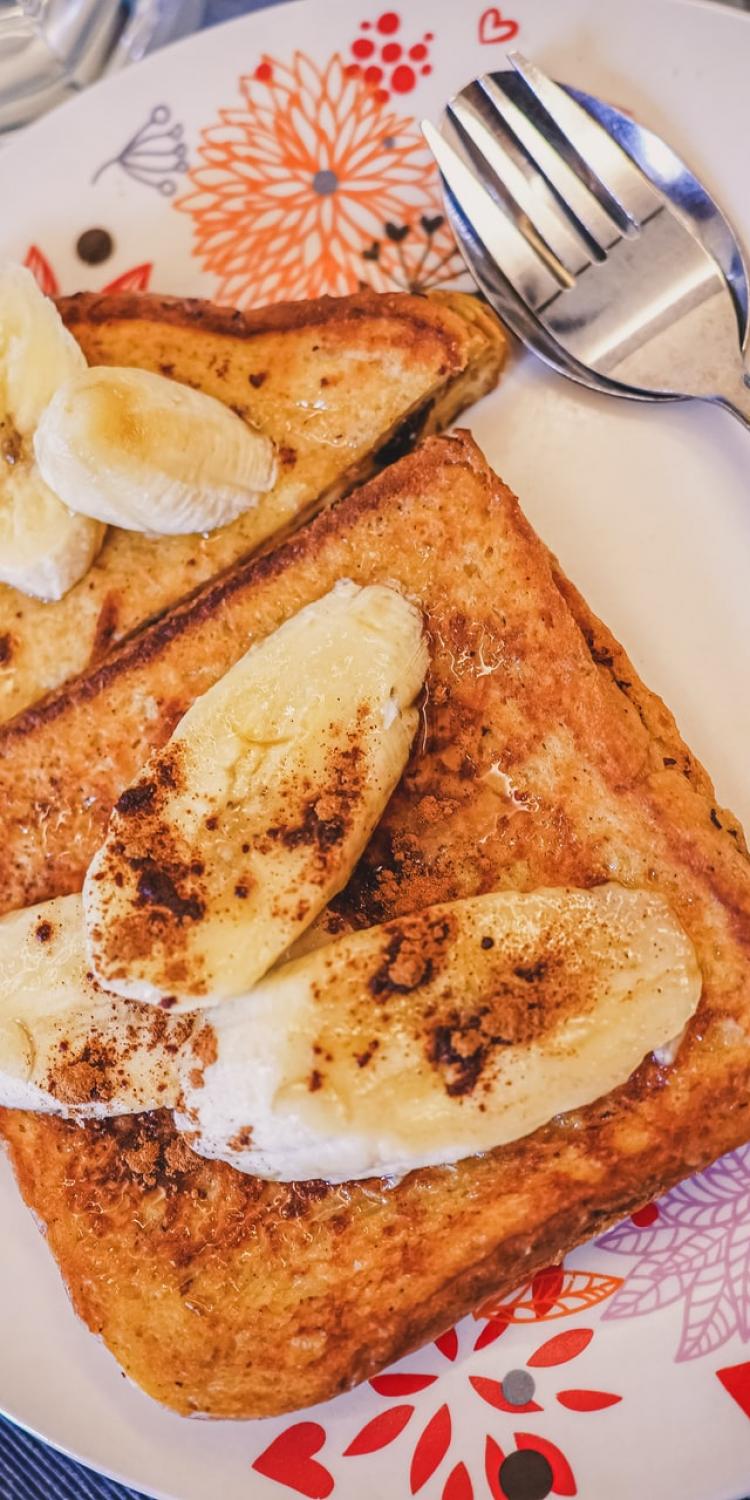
(0, 288, 504, 723)
(2, 432, 750, 1418)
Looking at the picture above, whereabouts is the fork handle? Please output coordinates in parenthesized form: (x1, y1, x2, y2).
(713, 371, 750, 431)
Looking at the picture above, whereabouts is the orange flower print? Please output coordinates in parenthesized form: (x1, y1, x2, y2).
(175, 51, 466, 306)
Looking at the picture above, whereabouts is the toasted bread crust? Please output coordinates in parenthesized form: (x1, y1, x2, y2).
(58, 287, 478, 341)
(2, 432, 750, 1418)
(0, 289, 504, 723)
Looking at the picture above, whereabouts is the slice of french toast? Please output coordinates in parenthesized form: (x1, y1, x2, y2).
(1, 432, 749, 1419)
(0, 288, 504, 723)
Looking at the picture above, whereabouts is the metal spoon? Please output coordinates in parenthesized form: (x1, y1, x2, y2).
(431, 70, 749, 405)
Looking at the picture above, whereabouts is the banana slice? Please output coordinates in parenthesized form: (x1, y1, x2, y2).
(84, 581, 428, 1010)
(276, 907, 357, 966)
(175, 884, 701, 1182)
(0, 895, 190, 1117)
(0, 264, 105, 599)
(34, 364, 276, 535)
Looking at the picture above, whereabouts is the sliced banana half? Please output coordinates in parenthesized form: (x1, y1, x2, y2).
(176, 884, 702, 1182)
(84, 581, 428, 1010)
(0, 264, 105, 599)
(0, 894, 190, 1117)
(34, 363, 277, 535)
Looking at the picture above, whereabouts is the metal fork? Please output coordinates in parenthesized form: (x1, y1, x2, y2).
(423, 53, 750, 429)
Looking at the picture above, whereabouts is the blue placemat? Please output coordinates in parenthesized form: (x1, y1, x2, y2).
(0, 1419, 148, 1499)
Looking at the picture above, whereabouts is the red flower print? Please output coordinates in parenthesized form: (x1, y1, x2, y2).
(410, 1404, 452, 1491)
(254, 1316, 617, 1498)
(527, 1329, 594, 1368)
(475, 1267, 623, 1336)
(469, 1375, 542, 1415)
(629, 1202, 659, 1227)
(23, 245, 58, 296)
(515, 1433, 576, 1495)
(474, 1320, 510, 1352)
(443, 1461, 474, 1500)
(470, 1325, 619, 1422)
(435, 1327, 459, 1361)
(485, 1432, 576, 1499)
(556, 1389, 621, 1412)
(485, 1435, 506, 1500)
(370, 1373, 438, 1396)
(100, 262, 152, 293)
(343, 1405, 415, 1455)
(346, 12, 435, 101)
(716, 1359, 750, 1422)
(175, 51, 465, 305)
(23, 244, 153, 297)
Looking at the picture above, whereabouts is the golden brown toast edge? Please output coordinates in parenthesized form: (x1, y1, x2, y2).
(0, 288, 504, 723)
(2, 431, 750, 1418)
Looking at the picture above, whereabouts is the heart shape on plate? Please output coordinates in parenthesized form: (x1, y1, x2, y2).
(479, 6, 520, 44)
(253, 1421, 334, 1498)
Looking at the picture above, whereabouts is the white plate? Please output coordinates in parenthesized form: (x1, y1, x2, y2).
(1, 2, 750, 1497)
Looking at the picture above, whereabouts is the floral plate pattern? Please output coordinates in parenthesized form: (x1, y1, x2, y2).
(0, 2, 750, 1498)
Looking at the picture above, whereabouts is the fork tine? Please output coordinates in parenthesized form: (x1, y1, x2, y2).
(479, 75, 624, 252)
(508, 52, 664, 228)
(446, 93, 589, 277)
(421, 121, 565, 310)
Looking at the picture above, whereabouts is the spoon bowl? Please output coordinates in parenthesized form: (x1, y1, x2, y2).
(433, 69, 749, 406)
